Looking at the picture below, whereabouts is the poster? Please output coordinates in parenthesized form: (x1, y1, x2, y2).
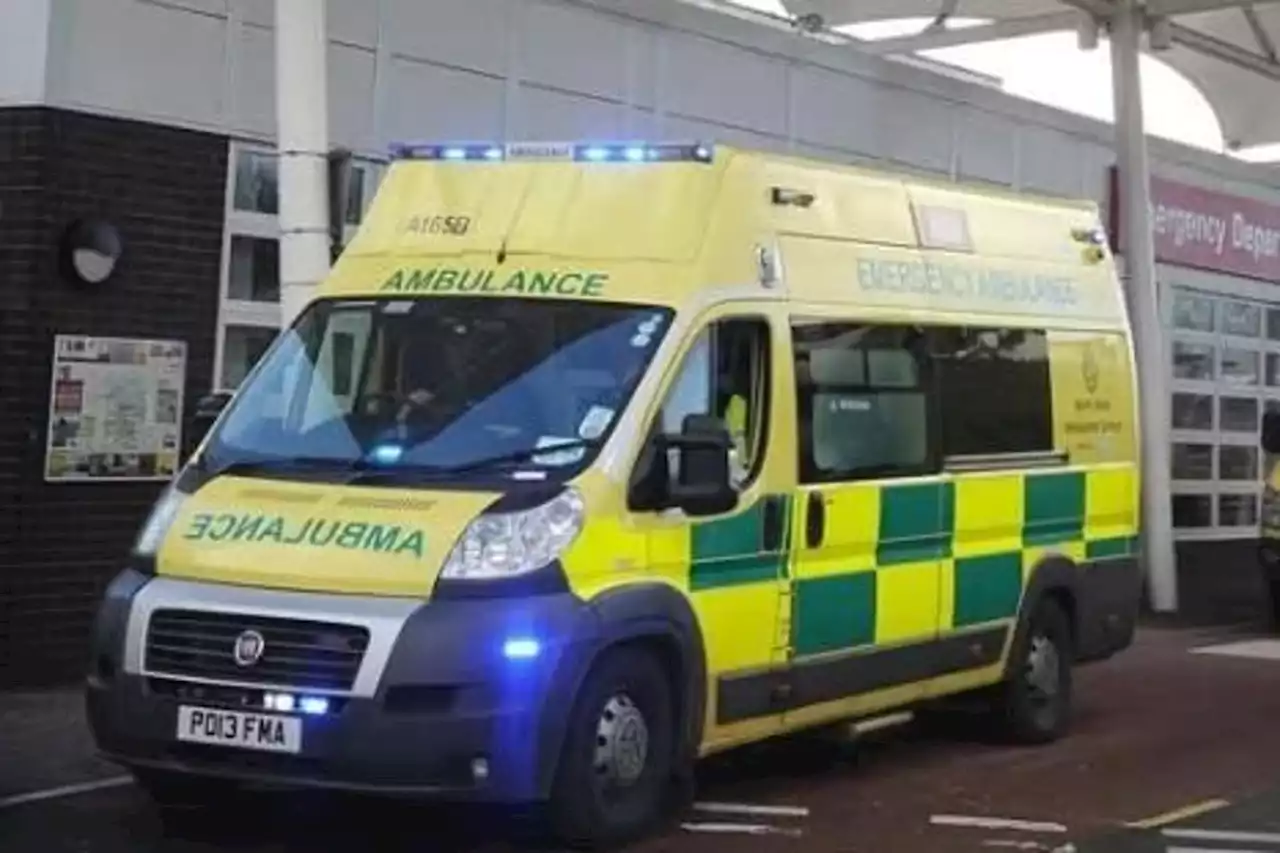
(44, 335, 187, 482)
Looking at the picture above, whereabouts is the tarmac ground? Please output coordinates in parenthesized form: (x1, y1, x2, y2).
(5, 623, 1280, 852)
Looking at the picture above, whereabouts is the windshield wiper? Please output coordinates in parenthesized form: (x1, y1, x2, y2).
(206, 456, 354, 479)
(444, 439, 599, 474)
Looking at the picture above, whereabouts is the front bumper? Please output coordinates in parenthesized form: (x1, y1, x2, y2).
(86, 570, 598, 801)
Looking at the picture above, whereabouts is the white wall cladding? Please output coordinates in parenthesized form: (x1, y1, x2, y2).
(38, 0, 1280, 204)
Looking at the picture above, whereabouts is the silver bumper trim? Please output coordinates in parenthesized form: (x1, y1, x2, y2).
(123, 577, 420, 699)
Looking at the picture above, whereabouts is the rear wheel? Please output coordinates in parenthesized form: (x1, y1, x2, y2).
(989, 598, 1074, 744)
(547, 647, 677, 850)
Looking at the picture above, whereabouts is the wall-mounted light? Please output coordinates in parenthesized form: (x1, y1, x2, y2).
(59, 218, 124, 286)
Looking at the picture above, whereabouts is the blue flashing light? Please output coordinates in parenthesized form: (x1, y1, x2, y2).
(300, 696, 330, 716)
(391, 140, 715, 165)
(503, 638, 541, 660)
(371, 443, 404, 465)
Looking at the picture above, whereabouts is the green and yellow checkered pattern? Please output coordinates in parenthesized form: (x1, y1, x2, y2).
(687, 464, 1139, 659)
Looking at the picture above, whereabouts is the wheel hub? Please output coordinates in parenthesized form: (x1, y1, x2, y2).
(594, 693, 649, 788)
(1026, 634, 1061, 699)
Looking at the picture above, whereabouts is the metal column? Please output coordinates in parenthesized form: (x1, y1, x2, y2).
(274, 0, 331, 328)
(1110, 0, 1179, 612)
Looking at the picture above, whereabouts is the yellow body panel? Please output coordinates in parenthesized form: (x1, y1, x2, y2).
(161, 143, 1140, 757)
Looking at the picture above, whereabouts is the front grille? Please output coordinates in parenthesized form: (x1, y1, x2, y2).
(145, 609, 370, 692)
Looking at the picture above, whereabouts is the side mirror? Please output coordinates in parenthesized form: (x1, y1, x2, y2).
(667, 414, 737, 517)
(1264, 410, 1280, 454)
(191, 390, 232, 447)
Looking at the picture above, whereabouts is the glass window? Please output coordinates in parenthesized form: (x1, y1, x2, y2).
(792, 323, 932, 483)
(1220, 396, 1259, 433)
(1172, 341, 1215, 381)
(1219, 494, 1258, 527)
(208, 298, 673, 481)
(234, 149, 279, 215)
(1171, 392, 1214, 430)
(1219, 445, 1258, 481)
(344, 166, 368, 226)
(220, 325, 277, 390)
(1221, 347, 1260, 386)
(1268, 354, 1280, 388)
(1267, 308, 1280, 341)
(932, 327, 1053, 457)
(1171, 289, 1215, 332)
(1268, 399, 1280, 416)
(226, 236, 280, 303)
(1172, 494, 1213, 528)
(1172, 443, 1213, 480)
(656, 318, 771, 487)
(1221, 300, 1261, 337)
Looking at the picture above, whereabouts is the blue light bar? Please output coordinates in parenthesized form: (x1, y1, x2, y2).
(390, 141, 714, 165)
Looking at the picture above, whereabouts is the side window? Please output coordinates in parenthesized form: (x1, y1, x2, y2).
(793, 322, 933, 483)
(932, 327, 1053, 457)
(655, 317, 771, 488)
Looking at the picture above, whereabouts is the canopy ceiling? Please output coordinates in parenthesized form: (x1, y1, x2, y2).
(776, 0, 1280, 150)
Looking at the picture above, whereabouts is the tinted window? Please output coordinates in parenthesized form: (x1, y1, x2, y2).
(792, 323, 932, 483)
(932, 327, 1053, 457)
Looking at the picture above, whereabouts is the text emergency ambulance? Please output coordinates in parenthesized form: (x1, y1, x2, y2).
(87, 140, 1143, 848)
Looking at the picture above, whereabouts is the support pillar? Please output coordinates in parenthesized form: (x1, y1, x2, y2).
(274, 0, 331, 328)
(1110, 0, 1179, 612)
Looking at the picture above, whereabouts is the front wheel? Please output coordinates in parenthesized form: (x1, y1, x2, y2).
(989, 599, 1074, 745)
(547, 647, 677, 850)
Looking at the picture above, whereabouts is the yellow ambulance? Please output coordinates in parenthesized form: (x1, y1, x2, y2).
(87, 140, 1143, 847)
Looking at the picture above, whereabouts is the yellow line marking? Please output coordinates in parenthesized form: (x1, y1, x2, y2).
(1124, 798, 1230, 829)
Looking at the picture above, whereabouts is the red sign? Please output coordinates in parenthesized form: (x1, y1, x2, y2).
(1109, 167, 1280, 283)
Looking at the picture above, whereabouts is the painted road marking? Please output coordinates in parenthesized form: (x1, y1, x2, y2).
(1190, 639, 1280, 660)
(0, 776, 134, 810)
(1127, 799, 1231, 829)
(1166, 848, 1274, 853)
(681, 821, 803, 837)
(931, 815, 1069, 833)
(1163, 827, 1280, 845)
(981, 840, 1053, 850)
(693, 801, 809, 818)
(853, 711, 914, 734)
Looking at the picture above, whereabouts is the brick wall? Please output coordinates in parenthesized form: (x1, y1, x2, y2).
(0, 107, 227, 687)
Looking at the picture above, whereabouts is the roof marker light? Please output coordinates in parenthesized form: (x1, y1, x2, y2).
(391, 141, 715, 164)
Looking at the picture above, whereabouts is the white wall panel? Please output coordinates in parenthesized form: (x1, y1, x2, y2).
(659, 33, 788, 137)
(0, 0, 53, 105)
(957, 108, 1018, 185)
(790, 66, 880, 156)
(32, 0, 1280, 205)
(384, 0, 509, 77)
(232, 23, 274, 137)
(513, 86, 628, 140)
(383, 58, 504, 143)
(519, 1, 631, 103)
(60, 0, 225, 127)
(1018, 124, 1085, 197)
(328, 43, 376, 151)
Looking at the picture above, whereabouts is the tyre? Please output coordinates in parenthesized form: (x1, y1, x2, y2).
(547, 646, 677, 850)
(989, 598, 1074, 745)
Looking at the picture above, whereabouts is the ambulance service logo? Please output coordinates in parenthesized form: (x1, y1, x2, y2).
(1082, 342, 1100, 396)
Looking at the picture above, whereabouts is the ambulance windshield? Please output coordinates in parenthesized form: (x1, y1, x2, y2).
(203, 297, 672, 481)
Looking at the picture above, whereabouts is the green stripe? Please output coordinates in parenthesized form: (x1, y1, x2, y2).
(690, 497, 790, 591)
(1086, 535, 1137, 560)
(793, 573, 876, 655)
(878, 481, 955, 566)
(953, 551, 1023, 626)
(1023, 471, 1085, 547)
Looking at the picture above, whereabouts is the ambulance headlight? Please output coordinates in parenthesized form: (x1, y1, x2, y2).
(133, 486, 188, 558)
(441, 489, 585, 580)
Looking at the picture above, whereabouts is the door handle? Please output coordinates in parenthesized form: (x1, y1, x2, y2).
(762, 496, 784, 552)
(806, 492, 826, 549)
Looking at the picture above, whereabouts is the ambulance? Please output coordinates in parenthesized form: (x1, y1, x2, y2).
(87, 140, 1143, 848)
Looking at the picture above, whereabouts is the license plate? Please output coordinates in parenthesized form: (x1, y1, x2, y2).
(176, 705, 302, 754)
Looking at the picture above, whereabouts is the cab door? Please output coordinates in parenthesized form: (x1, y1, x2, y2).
(628, 305, 795, 750)
(784, 320, 945, 726)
